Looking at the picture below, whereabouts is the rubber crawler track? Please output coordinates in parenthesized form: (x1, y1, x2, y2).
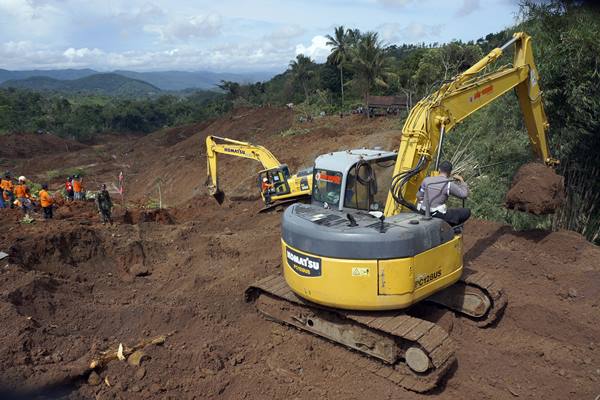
(459, 268, 508, 327)
(246, 274, 457, 393)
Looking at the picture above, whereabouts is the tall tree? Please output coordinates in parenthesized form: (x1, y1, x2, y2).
(326, 25, 351, 107)
(289, 54, 315, 102)
(349, 32, 395, 117)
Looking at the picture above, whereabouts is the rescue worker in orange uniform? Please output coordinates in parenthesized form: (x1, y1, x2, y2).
(38, 184, 54, 219)
(14, 176, 31, 214)
(261, 177, 274, 204)
(72, 175, 83, 200)
(1, 173, 15, 208)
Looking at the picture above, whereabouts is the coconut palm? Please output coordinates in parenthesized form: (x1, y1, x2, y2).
(289, 54, 315, 102)
(349, 32, 396, 117)
(326, 25, 352, 107)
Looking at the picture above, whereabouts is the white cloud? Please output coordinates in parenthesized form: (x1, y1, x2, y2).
(113, 2, 165, 24)
(295, 35, 330, 62)
(63, 47, 104, 59)
(374, 0, 414, 7)
(144, 13, 223, 42)
(456, 0, 481, 17)
(378, 22, 442, 43)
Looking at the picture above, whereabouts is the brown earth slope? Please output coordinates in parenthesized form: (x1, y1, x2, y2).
(0, 108, 598, 400)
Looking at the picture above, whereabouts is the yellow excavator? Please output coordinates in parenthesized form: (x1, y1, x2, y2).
(205, 135, 313, 210)
(247, 32, 558, 392)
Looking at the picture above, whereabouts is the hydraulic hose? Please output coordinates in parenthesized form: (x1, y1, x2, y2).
(390, 156, 428, 212)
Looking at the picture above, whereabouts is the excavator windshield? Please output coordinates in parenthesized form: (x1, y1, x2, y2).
(312, 169, 343, 207)
(344, 157, 396, 211)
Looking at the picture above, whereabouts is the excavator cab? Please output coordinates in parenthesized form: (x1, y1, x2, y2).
(310, 149, 397, 212)
(258, 165, 292, 199)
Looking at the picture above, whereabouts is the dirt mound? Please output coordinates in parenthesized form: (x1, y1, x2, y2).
(505, 163, 565, 214)
(0, 132, 85, 159)
(121, 208, 176, 224)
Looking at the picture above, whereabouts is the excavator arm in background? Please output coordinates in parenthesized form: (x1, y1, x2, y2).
(384, 32, 559, 217)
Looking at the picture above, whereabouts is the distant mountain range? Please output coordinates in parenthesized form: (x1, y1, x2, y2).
(0, 73, 162, 97)
(0, 68, 276, 92)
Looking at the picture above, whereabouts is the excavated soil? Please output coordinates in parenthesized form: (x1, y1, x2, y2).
(0, 108, 598, 400)
(505, 163, 565, 215)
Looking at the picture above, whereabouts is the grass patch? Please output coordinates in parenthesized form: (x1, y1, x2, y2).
(280, 127, 310, 137)
(45, 167, 87, 181)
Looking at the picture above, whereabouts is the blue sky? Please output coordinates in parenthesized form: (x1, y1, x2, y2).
(0, 0, 520, 72)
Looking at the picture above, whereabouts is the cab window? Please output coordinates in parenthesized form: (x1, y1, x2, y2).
(312, 169, 342, 207)
(344, 158, 395, 211)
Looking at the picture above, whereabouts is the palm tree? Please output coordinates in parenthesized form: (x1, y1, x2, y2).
(326, 25, 351, 107)
(289, 54, 315, 102)
(349, 32, 396, 117)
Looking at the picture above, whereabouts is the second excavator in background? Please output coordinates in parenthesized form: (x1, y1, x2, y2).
(205, 135, 313, 211)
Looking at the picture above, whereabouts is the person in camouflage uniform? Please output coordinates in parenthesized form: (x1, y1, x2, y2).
(96, 184, 113, 224)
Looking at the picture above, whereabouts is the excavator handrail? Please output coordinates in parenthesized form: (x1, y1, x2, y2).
(384, 32, 558, 217)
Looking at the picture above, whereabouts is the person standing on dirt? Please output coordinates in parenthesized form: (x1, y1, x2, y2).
(14, 176, 31, 214)
(38, 184, 54, 220)
(1, 173, 15, 208)
(72, 175, 83, 201)
(96, 184, 113, 224)
(65, 176, 74, 201)
(416, 161, 471, 227)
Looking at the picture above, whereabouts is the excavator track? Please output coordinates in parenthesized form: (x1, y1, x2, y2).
(427, 268, 507, 327)
(245, 275, 457, 393)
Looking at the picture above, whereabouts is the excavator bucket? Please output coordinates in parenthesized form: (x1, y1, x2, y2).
(206, 182, 226, 205)
(212, 189, 225, 205)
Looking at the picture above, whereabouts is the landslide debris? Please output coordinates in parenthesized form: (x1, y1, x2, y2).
(505, 162, 565, 215)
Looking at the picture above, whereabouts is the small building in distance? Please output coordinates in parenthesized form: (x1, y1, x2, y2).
(366, 95, 409, 116)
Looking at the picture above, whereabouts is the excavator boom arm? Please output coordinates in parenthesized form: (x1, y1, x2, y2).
(384, 32, 557, 217)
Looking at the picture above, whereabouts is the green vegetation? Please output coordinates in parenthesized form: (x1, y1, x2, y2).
(0, 89, 229, 139)
(0, 0, 597, 242)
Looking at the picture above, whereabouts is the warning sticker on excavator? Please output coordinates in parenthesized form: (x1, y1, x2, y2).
(286, 247, 321, 277)
(352, 267, 369, 277)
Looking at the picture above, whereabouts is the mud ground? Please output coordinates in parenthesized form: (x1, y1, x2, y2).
(0, 107, 599, 399)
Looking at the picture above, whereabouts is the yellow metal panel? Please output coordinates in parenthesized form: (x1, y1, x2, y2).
(281, 238, 463, 311)
(412, 235, 463, 303)
(282, 241, 380, 309)
(378, 258, 414, 295)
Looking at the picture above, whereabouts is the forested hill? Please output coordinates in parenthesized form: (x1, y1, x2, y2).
(0, 69, 275, 91)
(0, 73, 162, 97)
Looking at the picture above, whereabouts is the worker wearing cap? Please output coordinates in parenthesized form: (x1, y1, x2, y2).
(38, 184, 54, 219)
(14, 176, 31, 214)
(261, 177, 274, 204)
(416, 161, 471, 227)
(65, 176, 74, 201)
(1, 173, 15, 208)
(72, 175, 83, 200)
